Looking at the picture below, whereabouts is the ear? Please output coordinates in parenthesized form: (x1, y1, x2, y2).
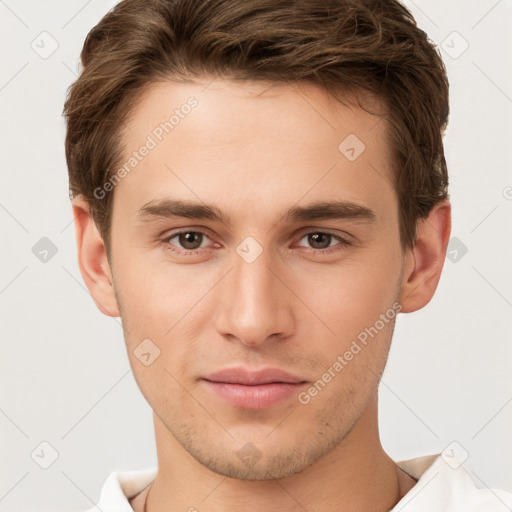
(398, 199, 452, 313)
(71, 196, 120, 317)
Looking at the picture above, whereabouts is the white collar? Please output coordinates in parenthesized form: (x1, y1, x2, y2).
(88, 453, 512, 511)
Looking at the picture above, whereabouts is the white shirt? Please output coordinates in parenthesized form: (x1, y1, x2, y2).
(83, 453, 512, 511)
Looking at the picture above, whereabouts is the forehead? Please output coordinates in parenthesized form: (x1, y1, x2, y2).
(127, 78, 388, 144)
(113, 78, 395, 226)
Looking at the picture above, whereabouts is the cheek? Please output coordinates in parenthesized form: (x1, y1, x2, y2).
(114, 257, 219, 355)
(114, 252, 191, 315)
(293, 252, 401, 340)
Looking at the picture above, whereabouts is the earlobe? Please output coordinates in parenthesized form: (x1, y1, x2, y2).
(72, 196, 120, 317)
(398, 199, 452, 313)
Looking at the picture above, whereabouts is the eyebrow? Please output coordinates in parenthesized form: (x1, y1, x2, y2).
(136, 198, 376, 225)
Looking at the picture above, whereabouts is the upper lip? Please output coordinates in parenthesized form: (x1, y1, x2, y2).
(203, 367, 307, 385)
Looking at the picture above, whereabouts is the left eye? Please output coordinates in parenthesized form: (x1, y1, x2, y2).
(297, 232, 346, 250)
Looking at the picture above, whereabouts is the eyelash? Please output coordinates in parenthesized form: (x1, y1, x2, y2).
(161, 229, 352, 256)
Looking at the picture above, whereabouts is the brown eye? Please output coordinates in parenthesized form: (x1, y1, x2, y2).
(296, 231, 352, 254)
(164, 231, 211, 252)
(306, 233, 332, 249)
(177, 232, 203, 250)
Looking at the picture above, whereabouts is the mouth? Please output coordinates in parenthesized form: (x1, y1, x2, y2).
(201, 367, 308, 409)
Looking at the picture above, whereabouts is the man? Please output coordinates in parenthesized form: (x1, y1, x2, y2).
(64, 0, 512, 510)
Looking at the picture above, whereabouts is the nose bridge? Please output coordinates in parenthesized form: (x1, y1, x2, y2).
(235, 246, 275, 308)
(214, 239, 293, 345)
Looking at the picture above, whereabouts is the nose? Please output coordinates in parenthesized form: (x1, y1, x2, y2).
(213, 242, 295, 348)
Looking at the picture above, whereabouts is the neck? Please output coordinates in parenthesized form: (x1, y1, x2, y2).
(138, 394, 416, 512)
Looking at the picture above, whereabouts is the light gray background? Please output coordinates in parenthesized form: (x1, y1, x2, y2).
(1, 1, 511, 511)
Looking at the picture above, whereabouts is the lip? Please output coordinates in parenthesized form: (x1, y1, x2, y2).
(203, 367, 306, 385)
(201, 367, 308, 409)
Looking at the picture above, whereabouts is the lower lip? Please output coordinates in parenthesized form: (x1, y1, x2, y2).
(202, 380, 307, 409)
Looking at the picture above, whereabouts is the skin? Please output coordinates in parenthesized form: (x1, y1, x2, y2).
(72, 78, 451, 512)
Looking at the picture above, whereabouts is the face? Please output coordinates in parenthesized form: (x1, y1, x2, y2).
(106, 78, 408, 479)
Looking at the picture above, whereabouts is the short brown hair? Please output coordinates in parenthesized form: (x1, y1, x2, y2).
(63, 0, 449, 259)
